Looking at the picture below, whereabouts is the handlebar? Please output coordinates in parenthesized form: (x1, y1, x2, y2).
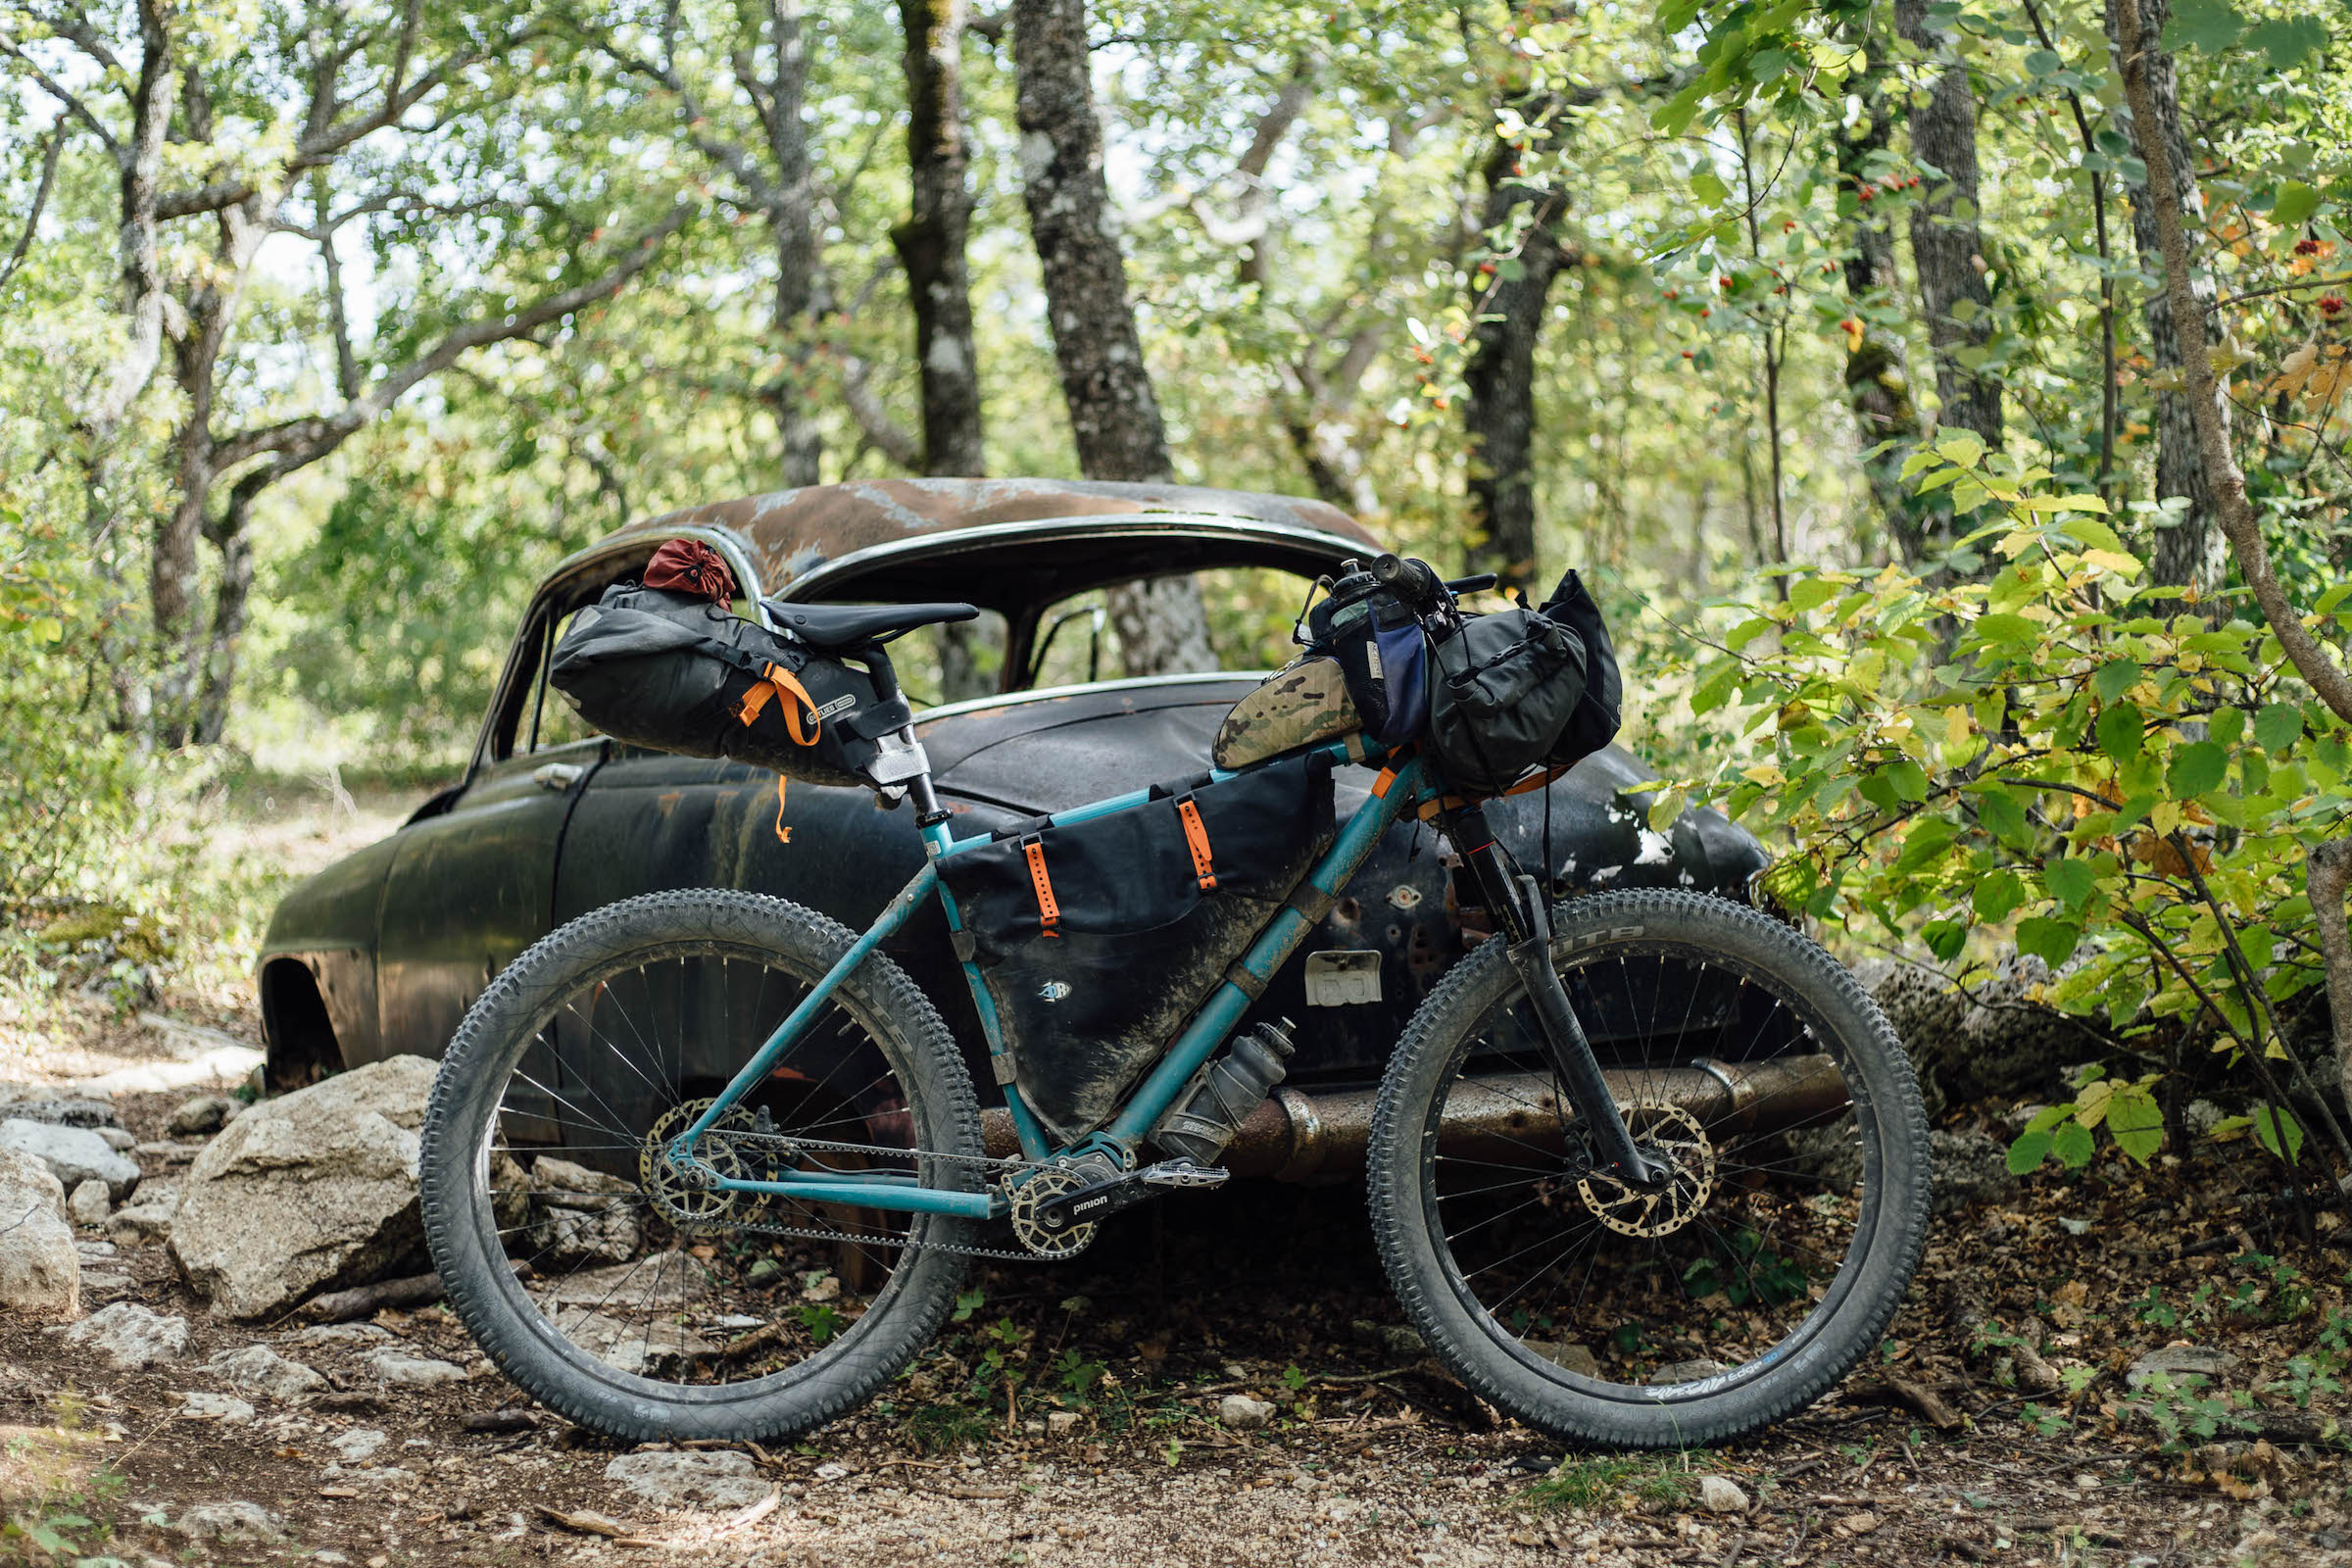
(1371, 555, 1499, 609)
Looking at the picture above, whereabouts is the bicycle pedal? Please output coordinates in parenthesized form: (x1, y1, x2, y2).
(1137, 1160, 1229, 1189)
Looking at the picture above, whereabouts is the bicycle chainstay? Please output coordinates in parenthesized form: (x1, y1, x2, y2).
(664, 1127, 1050, 1263)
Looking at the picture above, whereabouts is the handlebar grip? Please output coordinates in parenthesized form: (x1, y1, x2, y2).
(1371, 553, 1444, 608)
(1445, 572, 1498, 595)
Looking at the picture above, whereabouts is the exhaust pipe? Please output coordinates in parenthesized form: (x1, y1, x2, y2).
(981, 1053, 1848, 1182)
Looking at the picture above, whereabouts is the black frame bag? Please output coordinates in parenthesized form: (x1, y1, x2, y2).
(937, 752, 1335, 1144)
(548, 582, 889, 787)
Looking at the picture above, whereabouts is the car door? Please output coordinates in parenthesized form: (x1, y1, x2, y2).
(374, 604, 606, 1059)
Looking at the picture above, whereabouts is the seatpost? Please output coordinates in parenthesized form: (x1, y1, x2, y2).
(852, 641, 950, 828)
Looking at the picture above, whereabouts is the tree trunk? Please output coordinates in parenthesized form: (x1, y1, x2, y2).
(895, 0, 993, 700)
(1011, 0, 1211, 675)
(2105, 0, 2226, 598)
(1834, 68, 1929, 564)
(1461, 115, 1568, 596)
(192, 486, 260, 745)
(763, 0, 824, 488)
(1894, 0, 2002, 452)
(895, 0, 984, 480)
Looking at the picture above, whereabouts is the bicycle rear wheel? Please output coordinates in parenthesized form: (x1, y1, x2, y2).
(1366, 888, 1930, 1447)
(418, 889, 982, 1443)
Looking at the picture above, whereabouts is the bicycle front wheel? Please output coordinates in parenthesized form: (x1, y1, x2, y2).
(418, 889, 983, 1444)
(1367, 888, 1930, 1448)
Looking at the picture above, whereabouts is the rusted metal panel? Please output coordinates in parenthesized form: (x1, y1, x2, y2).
(604, 478, 1380, 597)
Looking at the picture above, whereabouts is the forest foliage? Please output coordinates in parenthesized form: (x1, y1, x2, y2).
(4, 0, 2352, 1169)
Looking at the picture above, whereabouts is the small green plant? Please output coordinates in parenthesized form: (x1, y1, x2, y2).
(1279, 1364, 1309, 1394)
(1053, 1350, 1106, 1407)
(795, 1302, 844, 1345)
(952, 1287, 986, 1323)
(1524, 1456, 1689, 1512)
(2121, 1372, 2262, 1449)
(901, 1403, 994, 1454)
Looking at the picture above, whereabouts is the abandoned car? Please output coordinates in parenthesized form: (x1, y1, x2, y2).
(258, 478, 1772, 1177)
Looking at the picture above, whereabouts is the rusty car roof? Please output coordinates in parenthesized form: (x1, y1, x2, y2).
(601, 477, 1381, 597)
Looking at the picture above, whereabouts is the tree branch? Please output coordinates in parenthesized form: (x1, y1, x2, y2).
(0, 38, 120, 156)
(211, 206, 690, 476)
(0, 125, 67, 290)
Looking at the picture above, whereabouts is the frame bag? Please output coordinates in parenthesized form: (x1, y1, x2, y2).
(548, 581, 888, 787)
(1424, 569, 1623, 797)
(937, 752, 1336, 1145)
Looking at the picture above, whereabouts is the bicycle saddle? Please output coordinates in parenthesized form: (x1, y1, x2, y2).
(760, 599, 979, 648)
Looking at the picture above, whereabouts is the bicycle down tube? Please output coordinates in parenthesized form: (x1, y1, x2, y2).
(665, 741, 1440, 1219)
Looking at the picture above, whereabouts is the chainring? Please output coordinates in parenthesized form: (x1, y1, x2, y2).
(640, 1100, 764, 1232)
(1008, 1166, 1097, 1259)
(1576, 1101, 1717, 1238)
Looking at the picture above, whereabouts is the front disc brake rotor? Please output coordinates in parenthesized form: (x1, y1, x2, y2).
(1575, 1101, 1717, 1238)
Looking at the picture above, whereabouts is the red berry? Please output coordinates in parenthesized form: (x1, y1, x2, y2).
(2323, 295, 2347, 317)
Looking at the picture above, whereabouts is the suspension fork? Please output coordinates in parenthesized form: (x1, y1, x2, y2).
(1442, 805, 1664, 1189)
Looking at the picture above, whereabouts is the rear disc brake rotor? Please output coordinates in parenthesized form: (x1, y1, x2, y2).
(1576, 1101, 1717, 1238)
(641, 1100, 762, 1231)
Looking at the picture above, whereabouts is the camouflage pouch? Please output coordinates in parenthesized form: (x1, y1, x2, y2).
(1213, 657, 1363, 768)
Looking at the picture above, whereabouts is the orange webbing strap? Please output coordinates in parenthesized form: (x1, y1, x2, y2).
(1022, 837, 1060, 936)
(772, 774, 791, 845)
(735, 662, 822, 743)
(1176, 797, 1216, 890)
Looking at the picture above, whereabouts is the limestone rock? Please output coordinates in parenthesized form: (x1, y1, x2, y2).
(179, 1392, 256, 1423)
(1218, 1395, 1276, 1430)
(361, 1348, 466, 1386)
(67, 1179, 110, 1228)
(95, 1126, 137, 1152)
(107, 1183, 179, 1247)
(61, 1302, 189, 1369)
(529, 1154, 635, 1209)
(1929, 1128, 2021, 1214)
(1698, 1475, 1750, 1514)
(1649, 1357, 1731, 1386)
(172, 1501, 282, 1543)
(209, 1344, 328, 1401)
(0, 1146, 78, 1318)
(0, 1119, 140, 1202)
(170, 1055, 436, 1318)
(0, 1094, 119, 1130)
(605, 1450, 770, 1510)
(1528, 1341, 1601, 1378)
(2129, 1344, 2238, 1388)
(329, 1428, 388, 1463)
(168, 1095, 242, 1138)
(531, 1204, 642, 1267)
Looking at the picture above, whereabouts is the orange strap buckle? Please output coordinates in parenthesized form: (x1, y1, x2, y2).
(1176, 797, 1216, 890)
(736, 662, 822, 744)
(1022, 837, 1060, 936)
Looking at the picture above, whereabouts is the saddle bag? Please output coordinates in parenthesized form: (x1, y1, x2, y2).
(936, 752, 1336, 1145)
(1424, 569, 1623, 797)
(548, 579, 890, 788)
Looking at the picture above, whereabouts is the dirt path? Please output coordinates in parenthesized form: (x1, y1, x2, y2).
(7, 1075, 2349, 1567)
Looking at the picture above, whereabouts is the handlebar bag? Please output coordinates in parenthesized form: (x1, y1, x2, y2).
(1306, 586, 1429, 745)
(547, 581, 889, 787)
(936, 751, 1335, 1145)
(1536, 569, 1623, 769)
(1423, 569, 1623, 796)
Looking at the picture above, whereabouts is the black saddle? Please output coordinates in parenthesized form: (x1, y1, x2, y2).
(760, 599, 979, 649)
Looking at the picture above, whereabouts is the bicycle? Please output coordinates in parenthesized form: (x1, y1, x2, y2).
(418, 553, 1930, 1448)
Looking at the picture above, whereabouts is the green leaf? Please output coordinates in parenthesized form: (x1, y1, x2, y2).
(2045, 857, 2096, 913)
(1974, 868, 2026, 922)
(2092, 660, 2139, 704)
(2163, 0, 2247, 53)
(1647, 789, 1690, 833)
(2051, 1119, 2096, 1169)
(1974, 787, 2031, 847)
(1924, 917, 1968, 961)
(2248, 17, 2328, 69)
(2017, 915, 2082, 967)
(2006, 1128, 2052, 1175)
(1690, 168, 1731, 206)
(2255, 702, 2304, 754)
(2107, 1089, 2164, 1163)
(2271, 179, 2323, 228)
(1885, 759, 1931, 803)
(1788, 575, 1839, 612)
(2251, 1105, 2304, 1164)
(2096, 701, 2143, 761)
(2167, 741, 2229, 799)
(1893, 816, 1961, 875)
(1974, 612, 2038, 645)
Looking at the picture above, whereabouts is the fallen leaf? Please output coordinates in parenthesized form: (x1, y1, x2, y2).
(536, 1504, 628, 1538)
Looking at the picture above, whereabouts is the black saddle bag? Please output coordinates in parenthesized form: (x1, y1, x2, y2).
(937, 752, 1336, 1145)
(1424, 568, 1623, 797)
(548, 582, 890, 787)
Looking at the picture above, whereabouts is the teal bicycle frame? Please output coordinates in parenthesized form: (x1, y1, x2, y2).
(664, 736, 1430, 1223)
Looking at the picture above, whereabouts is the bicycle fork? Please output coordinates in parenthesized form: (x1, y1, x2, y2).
(1443, 807, 1667, 1190)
